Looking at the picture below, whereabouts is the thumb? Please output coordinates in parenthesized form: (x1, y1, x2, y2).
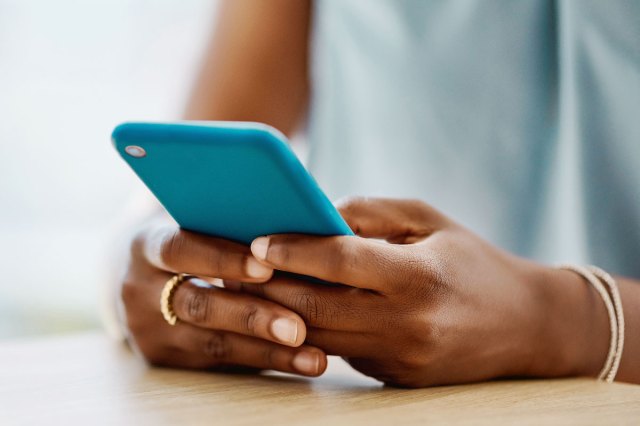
(335, 197, 448, 242)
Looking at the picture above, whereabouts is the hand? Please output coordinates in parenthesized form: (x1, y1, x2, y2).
(119, 219, 327, 376)
(242, 198, 609, 387)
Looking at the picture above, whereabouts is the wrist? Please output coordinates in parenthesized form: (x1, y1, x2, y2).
(525, 265, 610, 378)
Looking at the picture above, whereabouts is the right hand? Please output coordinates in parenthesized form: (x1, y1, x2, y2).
(119, 220, 327, 377)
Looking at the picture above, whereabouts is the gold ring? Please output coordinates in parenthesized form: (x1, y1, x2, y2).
(160, 273, 192, 326)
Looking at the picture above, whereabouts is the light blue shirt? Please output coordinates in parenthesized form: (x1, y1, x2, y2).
(308, 0, 640, 277)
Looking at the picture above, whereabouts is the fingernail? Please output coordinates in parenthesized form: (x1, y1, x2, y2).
(245, 257, 272, 279)
(270, 317, 298, 344)
(292, 352, 320, 375)
(251, 237, 270, 261)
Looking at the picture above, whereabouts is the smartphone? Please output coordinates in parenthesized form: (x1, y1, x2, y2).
(111, 121, 353, 245)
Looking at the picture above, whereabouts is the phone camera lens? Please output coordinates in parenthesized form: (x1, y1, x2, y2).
(125, 145, 146, 158)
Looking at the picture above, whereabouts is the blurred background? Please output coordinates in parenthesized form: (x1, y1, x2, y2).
(0, 0, 217, 338)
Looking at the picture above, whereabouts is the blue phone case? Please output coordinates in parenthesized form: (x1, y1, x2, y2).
(111, 121, 353, 245)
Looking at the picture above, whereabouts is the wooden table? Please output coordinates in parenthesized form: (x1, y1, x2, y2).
(2, 332, 639, 425)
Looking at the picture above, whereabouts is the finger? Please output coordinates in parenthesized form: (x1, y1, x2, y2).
(306, 327, 380, 358)
(222, 280, 243, 292)
(239, 277, 379, 331)
(251, 234, 404, 291)
(168, 324, 328, 376)
(143, 224, 273, 282)
(172, 278, 306, 347)
(336, 196, 448, 242)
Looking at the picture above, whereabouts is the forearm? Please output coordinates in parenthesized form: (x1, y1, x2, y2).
(183, 0, 311, 135)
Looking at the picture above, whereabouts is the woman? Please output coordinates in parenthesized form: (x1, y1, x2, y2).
(116, 0, 640, 387)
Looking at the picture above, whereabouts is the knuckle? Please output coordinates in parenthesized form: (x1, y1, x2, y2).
(294, 292, 319, 323)
(424, 317, 441, 342)
(399, 311, 440, 347)
(417, 322, 440, 351)
(181, 286, 213, 324)
(337, 195, 367, 213)
(330, 238, 355, 275)
(335, 196, 369, 234)
(261, 347, 276, 368)
(399, 252, 447, 297)
(402, 261, 433, 291)
(422, 257, 452, 296)
(292, 292, 331, 327)
(240, 304, 260, 336)
(203, 332, 230, 362)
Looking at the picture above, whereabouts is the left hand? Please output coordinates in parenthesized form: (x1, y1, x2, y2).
(236, 197, 608, 387)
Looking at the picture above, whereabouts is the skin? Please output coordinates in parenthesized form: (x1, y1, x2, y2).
(118, 0, 640, 386)
(243, 197, 640, 386)
(121, 220, 326, 375)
